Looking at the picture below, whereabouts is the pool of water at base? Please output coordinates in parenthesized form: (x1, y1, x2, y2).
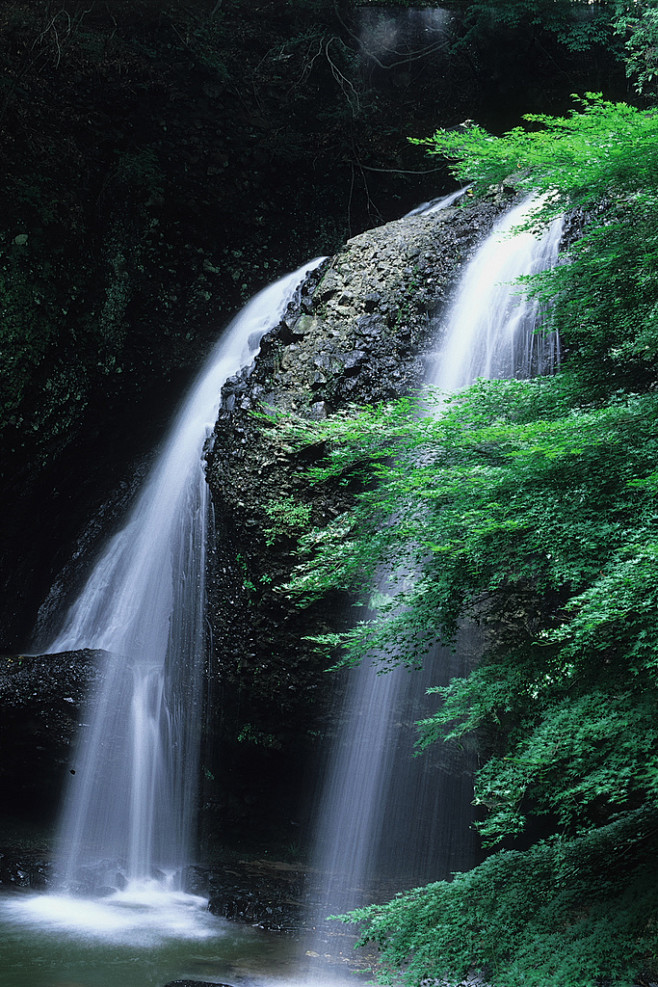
(0, 889, 372, 987)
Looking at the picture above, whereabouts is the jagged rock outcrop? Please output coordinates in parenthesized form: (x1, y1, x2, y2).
(0, 649, 99, 825)
(204, 193, 505, 843)
(0, 196, 508, 853)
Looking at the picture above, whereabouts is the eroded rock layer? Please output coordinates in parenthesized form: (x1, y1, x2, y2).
(204, 193, 504, 844)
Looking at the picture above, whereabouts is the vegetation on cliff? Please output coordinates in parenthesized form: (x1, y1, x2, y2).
(0, 0, 627, 832)
(278, 90, 658, 987)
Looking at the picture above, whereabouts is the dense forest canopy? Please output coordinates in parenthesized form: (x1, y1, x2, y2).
(269, 9, 658, 987)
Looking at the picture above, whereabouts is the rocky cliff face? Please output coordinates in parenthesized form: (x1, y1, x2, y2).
(0, 649, 99, 830)
(0, 194, 507, 855)
(204, 192, 504, 845)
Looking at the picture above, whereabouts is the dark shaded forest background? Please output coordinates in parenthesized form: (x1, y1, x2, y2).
(0, 0, 625, 648)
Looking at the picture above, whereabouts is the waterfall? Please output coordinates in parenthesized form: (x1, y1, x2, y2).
(405, 185, 469, 217)
(306, 196, 564, 977)
(45, 258, 325, 896)
(431, 195, 563, 389)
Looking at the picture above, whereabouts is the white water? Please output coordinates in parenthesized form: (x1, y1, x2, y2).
(3, 193, 564, 986)
(431, 195, 564, 389)
(306, 197, 564, 980)
(0, 889, 356, 987)
(2, 886, 216, 945)
(405, 184, 469, 217)
(35, 258, 324, 922)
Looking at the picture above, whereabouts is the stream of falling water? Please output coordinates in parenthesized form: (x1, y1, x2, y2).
(305, 196, 564, 983)
(1, 259, 325, 966)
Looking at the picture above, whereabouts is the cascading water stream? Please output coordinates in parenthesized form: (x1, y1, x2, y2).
(38, 257, 325, 909)
(430, 195, 563, 390)
(306, 196, 564, 980)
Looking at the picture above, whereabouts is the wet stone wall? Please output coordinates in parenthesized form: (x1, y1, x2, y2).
(203, 192, 505, 846)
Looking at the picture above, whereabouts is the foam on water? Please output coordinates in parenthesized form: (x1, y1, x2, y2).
(1, 885, 217, 945)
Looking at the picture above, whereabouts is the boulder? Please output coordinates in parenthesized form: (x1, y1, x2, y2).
(203, 193, 507, 841)
(0, 649, 100, 823)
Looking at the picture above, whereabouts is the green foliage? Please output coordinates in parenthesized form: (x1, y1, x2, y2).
(263, 495, 313, 546)
(342, 811, 658, 987)
(447, 0, 658, 93)
(411, 93, 658, 207)
(237, 722, 282, 750)
(273, 94, 658, 985)
(285, 382, 658, 668)
(235, 552, 257, 595)
(460, 0, 617, 54)
(614, 0, 658, 94)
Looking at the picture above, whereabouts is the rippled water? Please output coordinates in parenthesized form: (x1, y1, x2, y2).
(0, 889, 370, 987)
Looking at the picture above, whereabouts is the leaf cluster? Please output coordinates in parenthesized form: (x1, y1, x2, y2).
(459, 0, 617, 55)
(343, 809, 658, 987)
(411, 93, 658, 208)
(614, 0, 658, 94)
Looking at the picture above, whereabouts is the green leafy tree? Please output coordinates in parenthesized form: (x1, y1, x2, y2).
(460, 0, 617, 53)
(614, 0, 658, 94)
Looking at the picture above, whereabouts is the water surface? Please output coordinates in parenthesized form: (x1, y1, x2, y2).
(0, 889, 370, 987)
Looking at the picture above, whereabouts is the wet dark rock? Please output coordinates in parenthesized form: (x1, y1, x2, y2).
(0, 851, 54, 889)
(0, 649, 100, 822)
(204, 193, 507, 843)
(207, 858, 305, 932)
